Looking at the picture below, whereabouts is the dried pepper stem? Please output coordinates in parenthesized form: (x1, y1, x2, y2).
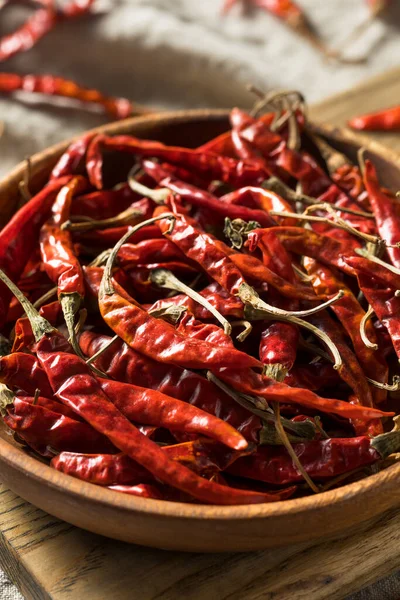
(269, 209, 382, 245)
(207, 372, 317, 440)
(150, 268, 233, 336)
(240, 284, 343, 370)
(86, 334, 120, 366)
(63, 206, 145, 233)
(366, 376, 400, 392)
(238, 282, 344, 319)
(272, 402, 319, 493)
(360, 305, 378, 351)
(127, 171, 170, 204)
(101, 215, 176, 297)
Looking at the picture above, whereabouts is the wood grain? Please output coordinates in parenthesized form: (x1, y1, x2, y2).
(2, 66, 400, 598)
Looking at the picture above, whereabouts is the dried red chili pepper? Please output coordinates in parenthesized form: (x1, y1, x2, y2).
(303, 258, 388, 405)
(141, 160, 275, 228)
(221, 186, 297, 227)
(0, 73, 133, 120)
(147, 281, 245, 321)
(51, 440, 252, 485)
(2, 394, 116, 457)
(50, 133, 96, 180)
(79, 331, 261, 443)
(0, 175, 73, 328)
(360, 158, 400, 269)
(107, 484, 165, 499)
(70, 185, 140, 221)
(264, 226, 357, 276)
(96, 378, 247, 450)
(39, 177, 88, 356)
(345, 257, 400, 362)
(0, 352, 53, 398)
(228, 433, 400, 484)
(86, 134, 269, 190)
(210, 368, 392, 421)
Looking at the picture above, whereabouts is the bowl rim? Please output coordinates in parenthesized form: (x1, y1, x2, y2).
(2, 107, 400, 522)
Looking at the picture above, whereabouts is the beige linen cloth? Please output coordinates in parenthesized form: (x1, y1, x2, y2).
(0, 1, 400, 598)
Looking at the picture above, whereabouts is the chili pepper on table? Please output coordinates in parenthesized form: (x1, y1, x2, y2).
(0, 73, 134, 120)
(222, 0, 341, 62)
(86, 134, 269, 190)
(0, 4, 57, 63)
(0, 175, 73, 329)
(227, 433, 400, 485)
(360, 158, 400, 269)
(79, 330, 262, 443)
(349, 105, 400, 132)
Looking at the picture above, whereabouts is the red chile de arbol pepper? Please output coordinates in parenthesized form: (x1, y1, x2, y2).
(210, 368, 392, 421)
(51, 440, 253, 485)
(95, 378, 248, 450)
(0, 73, 134, 121)
(50, 133, 96, 180)
(141, 159, 275, 228)
(1, 271, 297, 505)
(345, 255, 400, 362)
(1, 392, 116, 457)
(303, 258, 388, 405)
(0, 175, 73, 329)
(0, 352, 54, 398)
(86, 134, 269, 190)
(79, 330, 261, 443)
(39, 177, 88, 356)
(360, 159, 400, 269)
(228, 433, 400, 485)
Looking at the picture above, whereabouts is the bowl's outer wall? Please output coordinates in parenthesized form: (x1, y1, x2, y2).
(1, 110, 400, 551)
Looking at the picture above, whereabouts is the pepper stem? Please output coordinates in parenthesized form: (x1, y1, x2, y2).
(148, 304, 188, 325)
(262, 363, 288, 383)
(272, 402, 320, 494)
(150, 268, 232, 336)
(269, 209, 381, 246)
(371, 429, 400, 459)
(128, 168, 171, 204)
(0, 269, 54, 342)
(367, 376, 400, 392)
(240, 284, 342, 370)
(230, 320, 253, 342)
(86, 334, 120, 366)
(206, 372, 317, 440)
(238, 282, 344, 319)
(62, 206, 144, 233)
(360, 305, 378, 351)
(100, 214, 175, 298)
(0, 384, 15, 417)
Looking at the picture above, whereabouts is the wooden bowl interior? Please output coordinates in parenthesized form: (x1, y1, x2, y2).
(1, 110, 400, 552)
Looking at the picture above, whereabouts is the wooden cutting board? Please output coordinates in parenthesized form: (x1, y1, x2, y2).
(2, 66, 400, 600)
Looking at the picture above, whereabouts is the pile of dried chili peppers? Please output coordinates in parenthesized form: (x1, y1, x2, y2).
(1, 91, 400, 505)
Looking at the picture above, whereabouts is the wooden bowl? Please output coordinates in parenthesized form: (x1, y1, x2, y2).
(1, 110, 400, 553)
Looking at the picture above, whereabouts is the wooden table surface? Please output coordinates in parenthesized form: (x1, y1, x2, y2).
(2, 66, 400, 600)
